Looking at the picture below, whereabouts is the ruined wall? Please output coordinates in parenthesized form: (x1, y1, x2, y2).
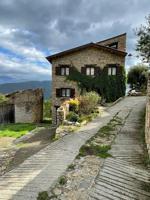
(145, 77, 150, 158)
(7, 88, 43, 123)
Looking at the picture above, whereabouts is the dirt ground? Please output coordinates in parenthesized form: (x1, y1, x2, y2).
(0, 127, 56, 174)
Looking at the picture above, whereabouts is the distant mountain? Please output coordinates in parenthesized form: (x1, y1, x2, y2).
(0, 81, 51, 99)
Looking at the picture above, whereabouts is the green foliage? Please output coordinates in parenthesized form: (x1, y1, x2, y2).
(79, 92, 100, 114)
(0, 94, 7, 103)
(78, 144, 111, 158)
(66, 112, 79, 122)
(37, 191, 49, 200)
(127, 64, 148, 89)
(0, 123, 36, 138)
(67, 164, 75, 170)
(99, 124, 115, 137)
(136, 14, 150, 63)
(66, 66, 126, 102)
(59, 176, 67, 185)
(43, 99, 52, 120)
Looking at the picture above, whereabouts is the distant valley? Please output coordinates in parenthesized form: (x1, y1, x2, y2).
(0, 81, 51, 99)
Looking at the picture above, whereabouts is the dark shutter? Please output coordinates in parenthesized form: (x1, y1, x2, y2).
(94, 67, 101, 76)
(55, 66, 61, 75)
(103, 65, 109, 74)
(116, 64, 122, 75)
(56, 89, 61, 97)
(70, 89, 75, 98)
(81, 67, 86, 75)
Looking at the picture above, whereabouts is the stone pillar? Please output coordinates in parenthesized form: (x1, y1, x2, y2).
(57, 106, 65, 125)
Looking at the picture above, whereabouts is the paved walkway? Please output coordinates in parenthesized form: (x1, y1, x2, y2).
(0, 97, 147, 200)
(89, 97, 150, 200)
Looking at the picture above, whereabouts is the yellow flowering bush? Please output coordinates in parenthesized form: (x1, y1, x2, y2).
(68, 98, 80, 112)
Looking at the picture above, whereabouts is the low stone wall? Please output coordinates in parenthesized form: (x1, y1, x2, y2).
(145, 78, 150, 158)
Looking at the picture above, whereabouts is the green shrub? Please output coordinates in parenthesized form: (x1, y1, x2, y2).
(66, 112, 79, 122)
(43, 99, 52, 120)
(127, 64, 148, 90)
(79, 92, 100, 115)
(68, 164, 75, 170)
(37, 191, 49, 200)
(59, 176, 67, 185)
(68, 98, 79, 113)
(0, 94, 7, 104)
(78, 144, 111, 158)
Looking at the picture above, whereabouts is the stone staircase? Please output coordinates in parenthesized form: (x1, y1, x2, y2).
(89, 104, 150, 200)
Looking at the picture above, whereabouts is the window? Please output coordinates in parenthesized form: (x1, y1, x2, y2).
(61, 88, 71, 97)
(107, 42, 118, 49)
(108, 67, 116, 75)
(86, 67, 95, 76)
(56, 88, 75, 98)
(60, 66, 69, 75)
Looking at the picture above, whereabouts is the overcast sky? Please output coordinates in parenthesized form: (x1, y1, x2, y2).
(0, 0, 149, 84)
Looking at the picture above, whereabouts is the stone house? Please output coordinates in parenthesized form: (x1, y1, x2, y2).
(46, 33, 127, 124)
(5, 88, 43, 123)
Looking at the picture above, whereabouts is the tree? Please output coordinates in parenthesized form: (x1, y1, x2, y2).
(136, 14, 150, 63)
(127, 64, 148, 89)
(43, 99, 52, 120)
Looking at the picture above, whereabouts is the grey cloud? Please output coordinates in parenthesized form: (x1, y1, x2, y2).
(0, 0, 149, 83)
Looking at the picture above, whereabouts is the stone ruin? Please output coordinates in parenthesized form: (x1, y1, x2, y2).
(5, 88, 43, 123)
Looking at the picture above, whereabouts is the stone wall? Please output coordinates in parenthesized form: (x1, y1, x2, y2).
(97, 33, 126, 52)
(6, 88, 43, 123)
(145, 77, 150, 158)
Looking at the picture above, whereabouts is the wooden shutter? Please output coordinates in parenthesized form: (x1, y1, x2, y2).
(94, 67, 101, 76)
(56, 89, 61, 97)
(55, 66, 61, 75)
(70, 89, 75, 98)
(103, 65, 109, 74)
(81, 67, 86, 75)
(116, 64, 122, 75)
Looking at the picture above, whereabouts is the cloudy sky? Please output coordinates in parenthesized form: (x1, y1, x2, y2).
(0, 0, 149, 84)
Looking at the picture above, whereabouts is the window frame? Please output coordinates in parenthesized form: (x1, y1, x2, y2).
(60, 65, 70, 76)
(61, 88, 71, 97)
(108, 67, 117, 76)
(85, 66, 95, 76)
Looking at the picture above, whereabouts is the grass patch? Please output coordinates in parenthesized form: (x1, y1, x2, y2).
(67, 164, 75, 170)
(98, 124, 115, 136)
(59, 176, 67, 185)
(0, 123, 36, 138)
(142, 182, 150, 192)
(37, 191, 50, 200)
(78, 144, 111, 158)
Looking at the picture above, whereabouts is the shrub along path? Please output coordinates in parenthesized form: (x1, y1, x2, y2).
(89, 98, 150, 200)
(0, 97, 147, 200)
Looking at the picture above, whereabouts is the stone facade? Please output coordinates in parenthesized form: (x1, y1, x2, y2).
(6, 88, 43, 123)
(97, 33, 126, 52)
(47, 34, 127, 124)
(145, 76, 150, 158)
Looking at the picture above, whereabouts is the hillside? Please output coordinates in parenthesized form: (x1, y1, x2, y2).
(0, 81, 51, 99)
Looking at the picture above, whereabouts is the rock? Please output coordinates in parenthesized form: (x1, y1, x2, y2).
(52, 187, 62, 196)
(75, 122, 80, 126)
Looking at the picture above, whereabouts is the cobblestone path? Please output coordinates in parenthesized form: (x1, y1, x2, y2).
(89, 97, 150, 200)
(0, 97, 147, 200)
